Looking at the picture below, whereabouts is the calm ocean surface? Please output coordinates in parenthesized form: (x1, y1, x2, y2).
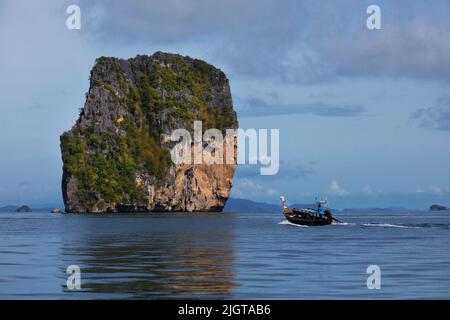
(0, 210, 449, 299)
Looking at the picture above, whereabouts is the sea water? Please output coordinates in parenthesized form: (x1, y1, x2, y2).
(0, 210, 449, 299)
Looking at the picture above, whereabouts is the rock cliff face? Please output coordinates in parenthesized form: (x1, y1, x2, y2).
(61, 52, 238, 213)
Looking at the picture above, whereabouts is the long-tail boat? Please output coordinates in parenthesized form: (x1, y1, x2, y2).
(280, 196, 335, 226)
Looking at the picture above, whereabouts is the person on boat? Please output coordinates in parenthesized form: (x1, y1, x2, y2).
(317, 203, 324, 217)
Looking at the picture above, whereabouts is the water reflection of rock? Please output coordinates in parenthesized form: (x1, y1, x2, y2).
(61, 214, 237, 299)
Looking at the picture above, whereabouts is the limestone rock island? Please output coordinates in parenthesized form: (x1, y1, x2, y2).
(61, 52, 238, 213)
(430, 204, 448, 212)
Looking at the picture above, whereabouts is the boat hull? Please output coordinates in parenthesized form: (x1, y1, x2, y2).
(279, 196, 334, 226)
(282, 207, 333, 226)
(284, 214, 332, 226)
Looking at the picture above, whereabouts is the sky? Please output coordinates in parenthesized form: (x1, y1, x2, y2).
(0, 0, 450, 209)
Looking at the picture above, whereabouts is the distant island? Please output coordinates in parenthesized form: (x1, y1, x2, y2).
(430, 204, 448, 212)
(225, 198, 428, 213)
(0, 205, 60, 213)
(0, 199, 444, 214)
(225, 198, 323, 213)
(14, 205, 31, 213)
(341, 207, 413, 212)
(61, 52, 238, 213)
(0, 205, 20, 213)
(225, 198, 280, 213)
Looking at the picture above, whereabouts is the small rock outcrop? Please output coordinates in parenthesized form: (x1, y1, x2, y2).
(15, 205, 32, 213)
(61, 52, 238, 213)
(430, 204, 448, 212)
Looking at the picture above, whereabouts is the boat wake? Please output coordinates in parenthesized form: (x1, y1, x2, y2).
(332, 222, 356, 226)
(278, 220, 309, 227)
(333, 222, 419, 228)
(281, 220, 425, 229)
(361, 222, 418, 228)
(279, 219, 449, 229)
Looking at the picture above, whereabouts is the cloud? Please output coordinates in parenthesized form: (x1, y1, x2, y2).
(362, 185, 382, 196)
(412, 96, 450, 131)
(236, 97, 365, 118)
(412, 107, 450, 131)
(411, 96, 450, 131)
(415, 186, 449, 196)
(18, 181, 31, 187)
(236, 161, 314, 180)
(232, 178, 280, 199)
(29, 102, 43, 110)
(76, 0, 312, 81)
(329, 180, 348, 196)
(73, 0, 450, 83)
(322, 19, 450, 82)
(78, 0, 294, 42)
(0, 0, 96, 207)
